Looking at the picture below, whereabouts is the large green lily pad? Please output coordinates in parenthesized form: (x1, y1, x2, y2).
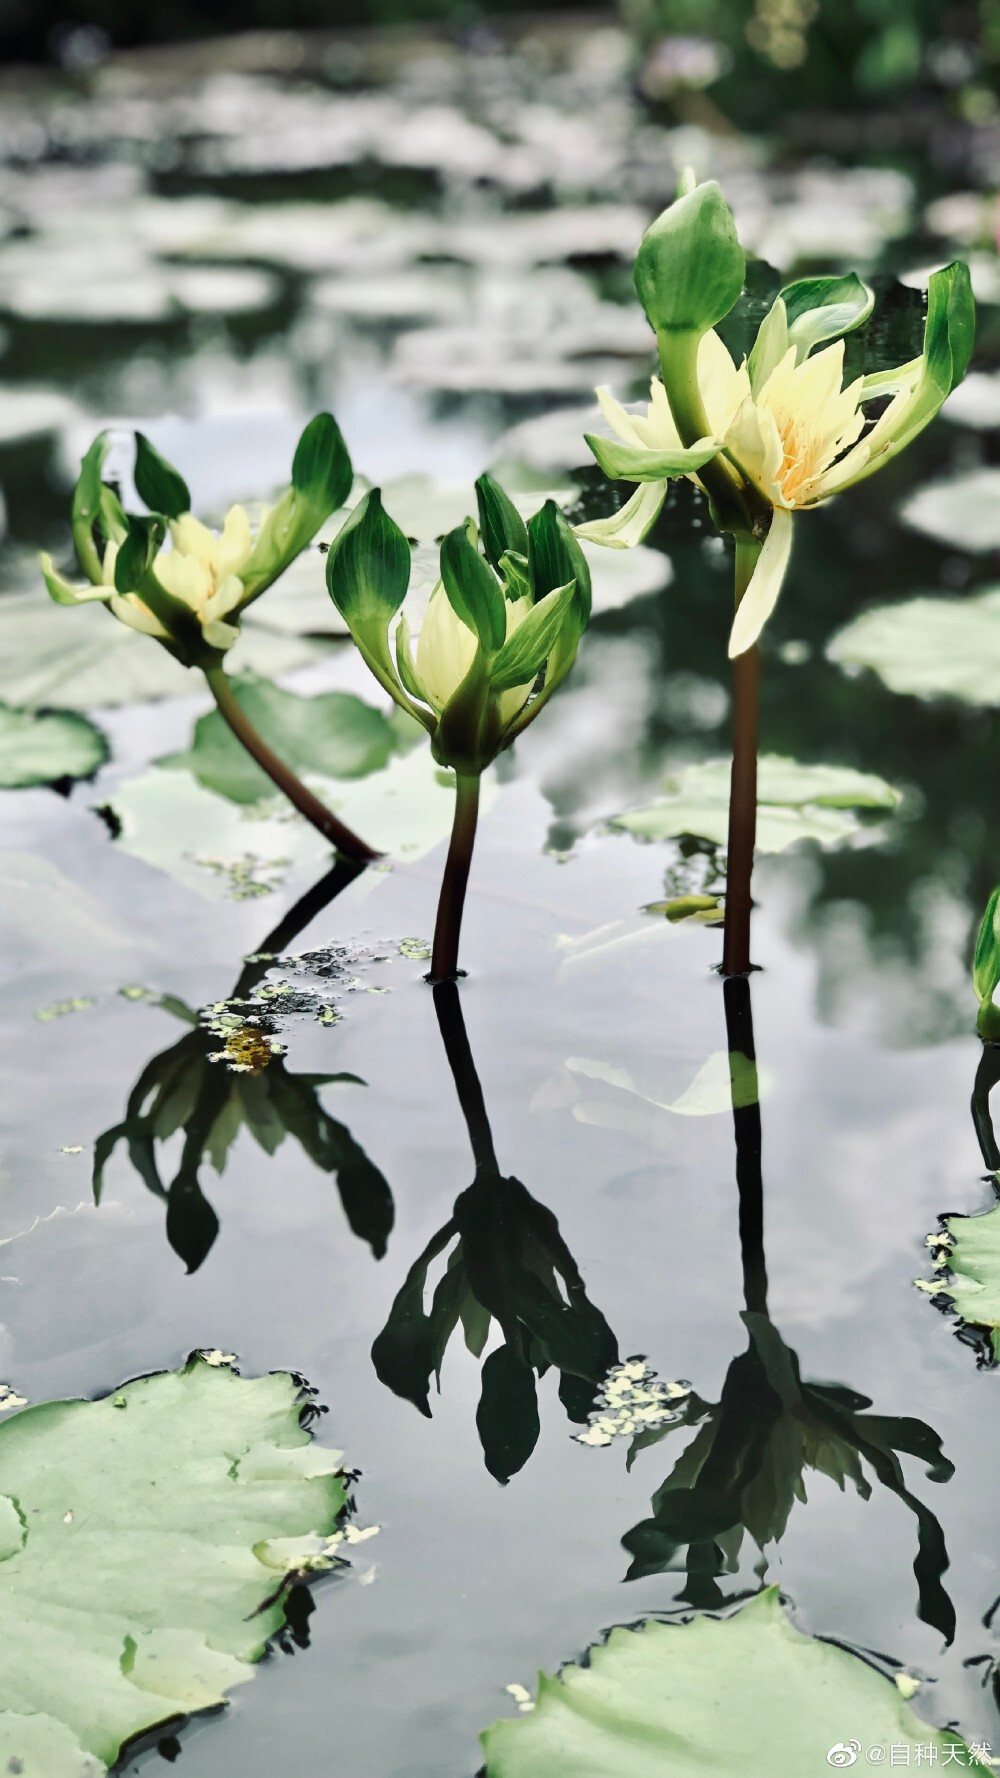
(0, 1356, 350, 1777)
(160, 675, 405, 805)
(481, 1588, 969, 1778)
(611, 757, 900, 852)
(828, 589, 1000, 705)
(0, 702, 108, 788)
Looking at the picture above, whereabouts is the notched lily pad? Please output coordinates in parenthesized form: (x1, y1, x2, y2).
(610, 756, 900, 853)
(480, 1588, 969, 1778)
(829, 589, 1000, 706)
(925, 1205, 1000, 1362)
(0, 701, 108, 788)
(0, 1355, 352, 1776)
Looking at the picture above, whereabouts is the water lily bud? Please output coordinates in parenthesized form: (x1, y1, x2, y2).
(634, 179, 745, 337)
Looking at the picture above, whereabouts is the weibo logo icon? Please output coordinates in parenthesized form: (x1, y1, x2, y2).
(827, 1743, 861, 1768)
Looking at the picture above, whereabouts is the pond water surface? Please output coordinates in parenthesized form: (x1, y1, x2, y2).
(1, 17, 999, 1776)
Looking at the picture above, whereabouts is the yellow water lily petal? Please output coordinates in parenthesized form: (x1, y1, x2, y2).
(215, 505, 254, 581)
(595, 385, 652, 450)
(108, 593, 170, 640)
(170, 513, 221, 568)
(207, 573, 249, 621)
(697, 328, 751, 434)
(201, 618, 240, 652)
(154, 547, 213, 612)
(728, 507, 794, 659)
(415, 580, 478, 713)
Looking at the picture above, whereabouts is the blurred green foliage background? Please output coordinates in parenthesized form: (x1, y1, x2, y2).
(2, 0, 998, 124)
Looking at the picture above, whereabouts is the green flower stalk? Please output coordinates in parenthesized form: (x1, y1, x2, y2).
(326, 473, 591, 980)
(582, 174, 974, 975)
(41, 417, 380, 863)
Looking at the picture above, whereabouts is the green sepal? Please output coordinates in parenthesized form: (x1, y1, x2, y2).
(239, 412, 353, 603)
(489, 581, 576, 694)
(325, 489, 421, 719)
(923, 260, 975, 398)
(113, 515, 167, 596)
(528, 500, 591, 628)
(973, 886, 1000, 1006)
(326, 488, 410, 630)
(433, 651, 494, 775)
(585, 432, 720, 483)
(782, 272, 874, 359)
(40, 555, 111, 607)
(498, 548, 532, 603)
(72, 431, 112, 583)
(840, 262, 974, 489)
(475, 473, 529, 573)
(440, 524, 506, 654)
(111, 514, 206, 658)
(133, 433, 191, 519)
(634, 179, 745, 337)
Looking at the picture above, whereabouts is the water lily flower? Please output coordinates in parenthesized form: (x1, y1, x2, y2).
(40, 415, 380, 863)
(582, 174, 974, 981)
(326, 472, 589, 778)
(42, 417, 352, 667)
(327, 473, 590, 977)
(582, 179, 974, 661)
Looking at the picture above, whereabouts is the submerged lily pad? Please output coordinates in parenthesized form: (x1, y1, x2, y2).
(160, 675, 405, 805)
(900, 469, 1000, 552)
(481, 1588, 967, 1778)
(0, 702, 108, 788)
(0, 1355, 349, 1777)
(109, 746, 480, 894)
(828, 589, 1000, 705)
(611, 757, 900, 852)
(932, 1205, 1000, 1360)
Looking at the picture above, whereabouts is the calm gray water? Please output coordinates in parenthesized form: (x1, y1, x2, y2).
(0, 18, 998, 1774)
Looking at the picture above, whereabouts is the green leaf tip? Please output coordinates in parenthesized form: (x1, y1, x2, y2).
(634, 179, 745, 337)
(133, 433, 191, 520)
(292, 410, 353, 513)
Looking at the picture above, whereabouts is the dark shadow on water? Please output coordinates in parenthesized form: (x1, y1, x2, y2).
(622, 974, 957, 1644)
(92, 857, 393, 1273)
(371, 979, 619, 1484)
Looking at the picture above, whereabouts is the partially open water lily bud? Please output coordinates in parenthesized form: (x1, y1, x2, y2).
(325, 474, 590, 778)
(634, 177, 746, 340)
(41, 413, 353, 668)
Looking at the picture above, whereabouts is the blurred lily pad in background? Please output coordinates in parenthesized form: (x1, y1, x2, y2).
(160, 674, 409, 805)
(610, 756, 901, 852)
(829, 590, 1000, 705)
(0, 700, 107, 788)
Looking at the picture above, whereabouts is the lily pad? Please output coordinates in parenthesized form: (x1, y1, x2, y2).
(0, 702, 108, 788)
(0, 1355, 350, 1777)
(160, 675, 404, 805)
(828, 589, 1000, 706)
(935, 1204, 1000, 1360)
(611, 757, 900, 852)
(900, 469, 1000, 552)
(0, 590, 334, 711)
(481, 1588, 968, 1778)
(109, 746, 482, 894)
